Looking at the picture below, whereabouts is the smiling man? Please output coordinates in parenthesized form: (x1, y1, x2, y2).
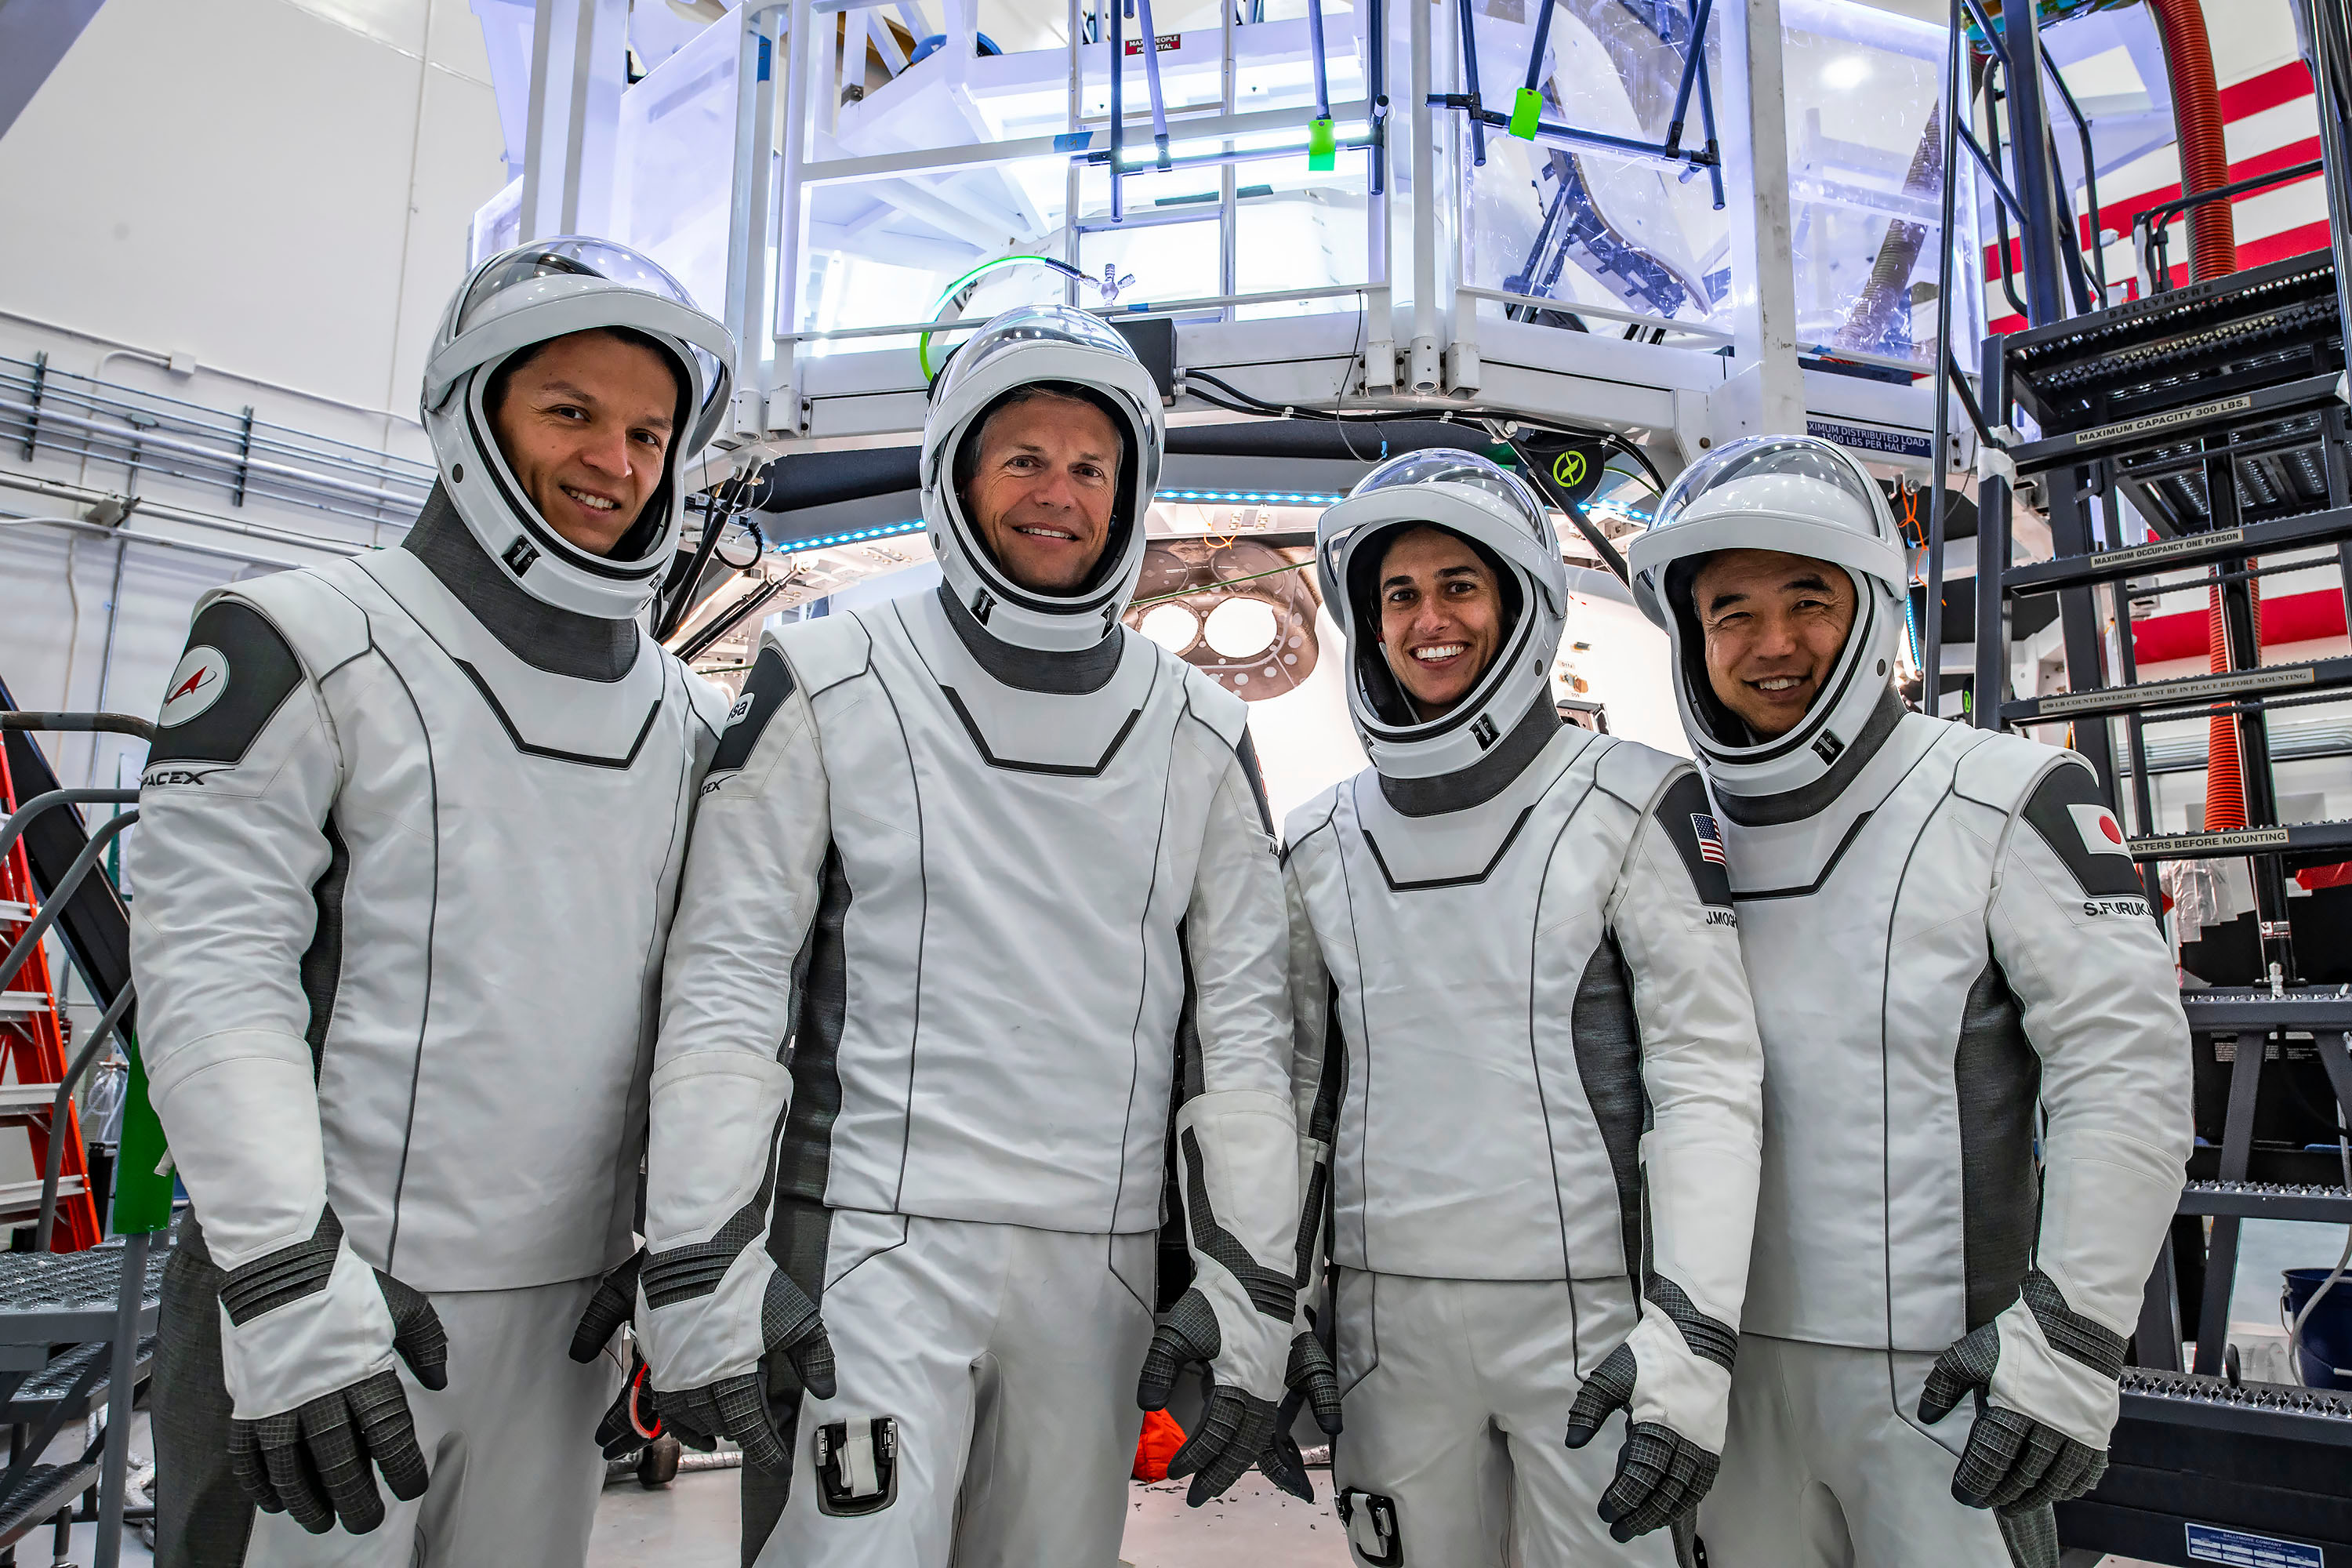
(634, 304, 1301, 1567)
(1280, 450, 1765, 1567)
(132, 240, 736, 1567)
(1627, 435, 2190, 1568)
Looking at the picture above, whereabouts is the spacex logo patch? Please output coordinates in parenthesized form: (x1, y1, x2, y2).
(158, 645, 230, 728)
(2066, 802, 2132, 858)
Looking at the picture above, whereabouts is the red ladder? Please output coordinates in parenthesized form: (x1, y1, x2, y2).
(0, 741, 101, 1252)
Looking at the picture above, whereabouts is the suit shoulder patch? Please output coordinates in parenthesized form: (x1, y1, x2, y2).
(772, 612, 873, 697)
(708, 644, 797, 776)
(146, 601, 307, 768)
(1590, 734, 1682, 809)
(1180, 660, 1249, 748)
(2020, 760, 2143, 898)
(1651, 768, 1733, 910)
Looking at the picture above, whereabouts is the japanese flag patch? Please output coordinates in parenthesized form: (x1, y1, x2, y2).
(2065, 801, 2131, 858)
(2022, 763, 2146, 899)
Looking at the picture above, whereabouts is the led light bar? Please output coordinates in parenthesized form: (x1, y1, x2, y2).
(1156, 489, 1343, 505)
(774, 518, 927, 553)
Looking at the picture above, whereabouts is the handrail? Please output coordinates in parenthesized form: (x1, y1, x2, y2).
(34, 982, 134, 1254)
(0, 787, 140, 870)
(2039, 41, 2107, 302)
(2136, 158, 2326, 292)
(0, 814, 136, 996)
(0, 713, 154, 741)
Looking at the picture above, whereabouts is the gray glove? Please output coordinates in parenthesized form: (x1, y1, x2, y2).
(1136, 1287, 1280, 1508)
(1563, 1342, 1722, 1542)
(642, 1254, 836, 1471)
(222, 1212, 448, 1536)
(568, 1250, 706, 1462)
(1918, 1270, 2118, 1515)
(1258, 1329, 1343, 1502)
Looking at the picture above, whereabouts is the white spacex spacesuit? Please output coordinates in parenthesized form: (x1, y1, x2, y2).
(131, 240, 737, 1566)
(633, 305, 1300, 1567)
(1624, 435, 2193, 1568)
(1281, 451, 1766, 1567)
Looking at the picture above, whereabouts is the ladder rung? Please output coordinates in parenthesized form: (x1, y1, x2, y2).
(0, 1178, 85, 1224)
(2005, 655, 2352, 724)
(2002, 504, 2352, 597)
(0, 995, 47, 1018)
(0, 903, 27, 924)
(0, 1083, 64, 1112)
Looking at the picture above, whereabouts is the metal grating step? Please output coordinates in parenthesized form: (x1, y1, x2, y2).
(2118, 1367, 2352, 1446)
(2002, 504, 2352, 596)
(2006, 655, 2352, 724)
(2177, 1180, 2352, 1222)
(0, 1240, 166, 1348)
(2182, 989, 2352, 1031)
(1, 1334, 157, 1425)
(0, 1460, 96, 1546)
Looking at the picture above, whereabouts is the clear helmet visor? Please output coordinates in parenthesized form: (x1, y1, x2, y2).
(1349, 448, 1552, 535)
(1653, 434, 1889, 534)
(934, 303, 1138, 399)
(452, 238, 724, 428)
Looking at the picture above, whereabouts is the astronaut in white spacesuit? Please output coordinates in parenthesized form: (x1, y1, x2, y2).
(131, 239, 737, 1566)
(633, 303, 1300, 1567)
(1624, 434, 2193, 1568)
(1280, 450, 1765, 1567)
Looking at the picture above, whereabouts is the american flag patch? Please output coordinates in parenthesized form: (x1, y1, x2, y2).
(1691, 814, 1727, 866)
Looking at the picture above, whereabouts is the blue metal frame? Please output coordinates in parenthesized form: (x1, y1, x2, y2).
(1432, 0, 1723, 210)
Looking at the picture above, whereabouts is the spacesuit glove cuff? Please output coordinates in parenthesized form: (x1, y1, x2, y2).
(1621, 1280, 1736, 1454)
(1986, 1272, 2125, 1450)
(637, 1242, 776, 1396)
(219, 1225, 399, 1421)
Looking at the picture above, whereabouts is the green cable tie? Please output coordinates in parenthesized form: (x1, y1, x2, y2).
(1508, 86, 1541, 140)
(1308, 117, 1337, 172)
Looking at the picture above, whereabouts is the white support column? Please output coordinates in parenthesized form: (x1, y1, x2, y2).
(772, 0, 817, 434)
(724, 5, 785, 437)
(520, 0, 629, 241)
(1362, 0, 1396, 390)
(1713, 0, 1805, 442)
(1406, 0, 1440, 392)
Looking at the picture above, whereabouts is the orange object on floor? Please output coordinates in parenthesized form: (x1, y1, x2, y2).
(1134, 1408, 1185, 1481)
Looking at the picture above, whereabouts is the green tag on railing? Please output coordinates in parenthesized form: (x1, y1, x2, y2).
(1508, 86, 1541, 140)
(1308, 117, 1336, 172)
(111, 1028, 175, 1235)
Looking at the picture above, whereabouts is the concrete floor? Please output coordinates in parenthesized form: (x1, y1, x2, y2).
(33, 1455, 2165, 1567)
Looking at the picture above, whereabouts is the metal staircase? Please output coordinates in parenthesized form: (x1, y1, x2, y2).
(0, 704, 176, 1568)
(1920, 0, 2352, 1558)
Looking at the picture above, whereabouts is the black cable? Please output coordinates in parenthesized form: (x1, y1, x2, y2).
(655, 466, 758, 641)
(1603, 434, 1668, 493)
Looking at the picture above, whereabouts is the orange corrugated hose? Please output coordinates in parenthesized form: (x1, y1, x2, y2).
(2150, 0, 2250, 832)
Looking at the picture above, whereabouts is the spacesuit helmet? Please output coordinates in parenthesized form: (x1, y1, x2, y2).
(1316, 448, 1569, 780)
(420, 237, 736, 621)
(922, 303, 1164, 653)
(1624, 434, 1907, 799)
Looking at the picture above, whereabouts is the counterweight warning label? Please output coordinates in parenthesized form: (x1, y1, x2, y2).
(2185, 1523, 2324, 1567)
